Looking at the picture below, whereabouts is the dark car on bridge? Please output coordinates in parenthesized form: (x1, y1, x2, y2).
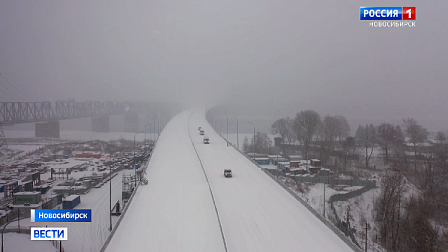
(224, 169, 232, 178)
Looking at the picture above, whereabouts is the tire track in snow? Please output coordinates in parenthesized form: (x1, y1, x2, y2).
(188, 111, 229, 252)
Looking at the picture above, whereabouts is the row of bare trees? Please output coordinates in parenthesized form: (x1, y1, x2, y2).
(242, 132, 272, 154)
(271, 110, 350, 162)
(271, 111, 446, 173)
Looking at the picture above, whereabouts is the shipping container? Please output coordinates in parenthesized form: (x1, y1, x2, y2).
(62, 195, 81, 209)
(13, 192, 42, 205)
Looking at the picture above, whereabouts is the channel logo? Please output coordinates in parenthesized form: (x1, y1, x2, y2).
(360, 7, 416, 20)
(31, 209, 91, 222)
(31, 227, 67, 240)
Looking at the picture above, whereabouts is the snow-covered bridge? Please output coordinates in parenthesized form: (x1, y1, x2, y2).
(104, 109, 355, 252)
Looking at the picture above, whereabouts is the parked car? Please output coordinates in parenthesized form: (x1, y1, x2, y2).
(203, 136, 210, 144)
(224, 169, 232, 177)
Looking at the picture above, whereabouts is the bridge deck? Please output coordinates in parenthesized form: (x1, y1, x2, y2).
(105, 109, 353, 252)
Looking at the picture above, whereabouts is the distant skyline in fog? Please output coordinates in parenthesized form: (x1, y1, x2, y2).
(1, 0, 447, 131)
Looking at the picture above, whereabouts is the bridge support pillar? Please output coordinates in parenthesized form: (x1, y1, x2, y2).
(92, 116, 110, 132)
(124, 112, 139, 133)
(35, 121, 60, 138)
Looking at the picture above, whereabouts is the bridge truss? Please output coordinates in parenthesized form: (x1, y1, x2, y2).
(0, 101, 129, 125)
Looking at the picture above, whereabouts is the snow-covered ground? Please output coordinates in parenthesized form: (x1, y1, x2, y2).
(105, 109, 355, 252)
(5, 169, 126, 252)
(6, 143, 44, 154)
(2, 233, 58, 252)
(334, 187, 386, 252)
(332, 176, 419, 252)
(277, 176, 363, 216)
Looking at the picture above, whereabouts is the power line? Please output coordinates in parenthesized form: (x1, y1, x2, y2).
(0, 72, 34, 100)
(0, 79, 22, 100)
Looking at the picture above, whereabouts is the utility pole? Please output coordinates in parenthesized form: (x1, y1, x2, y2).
(133, 131, 143, 188)
(247, 122, 255, 157)
(363, 222, 371, 252)
(109, 151, 112, 231)
(232, 117, 239, 150)
(324, 171, 330, 218)
(157, 111, 160, 139)
(226, 115, 228, 146)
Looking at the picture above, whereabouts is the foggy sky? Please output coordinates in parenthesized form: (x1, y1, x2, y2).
(0, 0, 447, 130)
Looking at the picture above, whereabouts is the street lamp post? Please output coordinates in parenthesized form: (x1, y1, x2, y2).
(247, 122, 255, 157)
(144, 123, 151, 149)
(157, 112, 161, 140)
(219, 113, 229, 146)
(232, 117, 239, 150)
(153, 117, 156, 143)
(226, 115, 228, 146)
(134, 131, 144, 188)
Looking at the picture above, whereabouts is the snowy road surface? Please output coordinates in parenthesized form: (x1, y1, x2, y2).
(105, 109, 353, 252)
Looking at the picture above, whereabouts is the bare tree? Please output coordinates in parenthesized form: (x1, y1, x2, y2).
(435, 131, 446, 143)
(342, 136, 357, 170)
(400, 196, 438, 252)
(322, 116, 339, 144)
(285, 117, 295, 146)
(315, 123, 327, 164)
(434, 132, 448, 176)
(403, 118, 428, 174)
(271, 118, 289, 143)
(254, 132, 272, 154)
(377, 123, 404, 165)
(293, 110, 321, 160)
(355, 124, 376, 169)
(243, 136, 250, 153)
(335, 115, 350, 142)
(374, 171, 406, 251)
(318, 115, 342, 166)
(271, 117, 295, 155)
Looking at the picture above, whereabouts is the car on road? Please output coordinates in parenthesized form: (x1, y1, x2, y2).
(200, 130, 205, 135)
(224, 169, 232, 177)
(203, 136, 210, 144)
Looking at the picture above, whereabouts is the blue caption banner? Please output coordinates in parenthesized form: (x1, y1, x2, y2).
(360, 7, 402, 20)
(31, 209, 92, 222)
